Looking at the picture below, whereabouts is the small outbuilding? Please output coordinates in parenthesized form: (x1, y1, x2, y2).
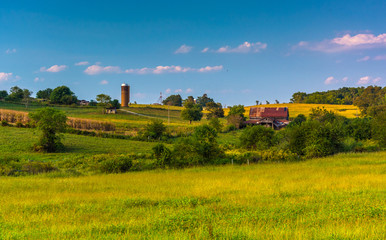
(245, 107, 290, 129)
(105, 107, 117, 114)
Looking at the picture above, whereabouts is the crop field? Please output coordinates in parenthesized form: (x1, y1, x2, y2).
(0, 151, 384, 239)
(224, 103, 360, 119)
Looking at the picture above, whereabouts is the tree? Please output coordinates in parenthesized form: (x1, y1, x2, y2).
(162, 94, 182, 106)
(290, 92, 307, 103)
(96, 94, 112, 113)
(6, 86, 23, 101)
(208, 117, 223, 133)
(227, 105, 246, 129)
(22, 89, 33, 108)
(196, 93, 214, 107)
(181, 101, 203, 124)
(110, 99, 121, 109)
(185, 96, 195, 104)
(239, 125, 275, 150)
(0, 90, 8, 100)
(206, 102, 224, 119)
(255, 100, 259, 105)
(275, 99, 280, 104)
(227, 105, 245, 119)
(29, 108, 67, 152)
(96, 94, 112, 106)
(143, 119, 166, 140)
(266, 100, 270, 104)
(50, 86, 77, 104)
(36, 88, 53, 100)
(353, 86, 385, 116)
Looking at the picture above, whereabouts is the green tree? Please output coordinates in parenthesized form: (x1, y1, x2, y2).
(29, 108, 67, 152)
(50, 86, 78, 104)
(181, 101, 203, 124)
(162, 94, 182, 106)
(0, 90, 8, 100)
(208, 117, 223, 133)
(22, 89, 33, 108)
(239, 125, 275, 150)
(36, 88, 53, 100)
(196, 93, 214, 107)
(6, 86, 23, 101)
(290, 92, 307, 103)
(353, 86, 385, 116)
(110, 99, 121, 109)
(143, 119, 166, 140)
(227, 105, 246, 129)
(206, 102, 224, 119)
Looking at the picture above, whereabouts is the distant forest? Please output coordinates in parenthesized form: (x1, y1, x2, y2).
(290, 86, 385, 105)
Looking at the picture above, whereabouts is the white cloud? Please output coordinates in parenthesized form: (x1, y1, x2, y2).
(0, 72, 13, 82)
(34, 77, 44, 82)
(357, 56, 370, 62)
(197, 65, 223, 72)
(174, 89, 183, 93)
(186, 88, 193, 93)
(84, 65, 122, 75)
(295, 33, 386, 53)
(100, 80, 109, 85)
(357, 76, 370, 85)
(201, 47, 209, 53)
(324, 76, 335, 85)
(342, 77, 349, 82)
(75, 61, 90, 66)
(5, 49, 16, 54)
(165, 88, 171, 94)
(125, 65, 223, 74)
(174, 44, 192, 54)
(373, 77, 381, 83)
(374, 55, 386, 60)
(216, 41, 267, 53)
(40, 65, 67, 73)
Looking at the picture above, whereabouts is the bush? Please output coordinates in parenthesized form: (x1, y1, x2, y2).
(239, 125, 275, 150)
(98, 155, 133, 173)
(22, 161, 57, 175)
(1, 120, 8, 126)
(152, 143, 172, 168)
(208, 117, 223, 133)
(143, 119, 166, 140)
(285, 120, 344, 158)
(15, 121, 23, 128)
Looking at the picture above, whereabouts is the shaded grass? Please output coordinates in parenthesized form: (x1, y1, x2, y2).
(0, 152, 385, 239)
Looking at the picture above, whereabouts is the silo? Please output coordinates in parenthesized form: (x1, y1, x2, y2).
(121, 83, 130, 107)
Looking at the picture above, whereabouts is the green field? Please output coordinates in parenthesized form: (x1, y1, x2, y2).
(0, 152, 385, 239)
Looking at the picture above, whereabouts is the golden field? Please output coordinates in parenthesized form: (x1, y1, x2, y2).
(0, 151, 384, 239)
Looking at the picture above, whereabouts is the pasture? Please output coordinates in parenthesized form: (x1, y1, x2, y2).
(0, 152, 384, 239)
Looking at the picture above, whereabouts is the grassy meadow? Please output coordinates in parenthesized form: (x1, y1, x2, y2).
(0, 151, 385, 239)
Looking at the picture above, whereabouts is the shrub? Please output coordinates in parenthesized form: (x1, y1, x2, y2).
(99, 155, 133, 173)
(22, 161, 57, 174)
(208, 117, 223, 133)
(1, 120, 8, 126)
(15, 121, 23, 128)
(143, 119, 166, 140)
(239, 125, 275, 150)
(152, 143, 172, 167)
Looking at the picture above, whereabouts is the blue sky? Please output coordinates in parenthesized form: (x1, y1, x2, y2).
(1, 0, 385, 106)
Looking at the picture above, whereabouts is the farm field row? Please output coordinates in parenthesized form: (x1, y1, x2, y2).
(0, 151, 384, 239)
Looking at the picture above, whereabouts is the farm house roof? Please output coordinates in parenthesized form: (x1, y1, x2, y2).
(249, 107, 289, 119)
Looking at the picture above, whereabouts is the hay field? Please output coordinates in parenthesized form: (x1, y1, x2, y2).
(224, 103, 360, 119)
(0, 152, 384, 239)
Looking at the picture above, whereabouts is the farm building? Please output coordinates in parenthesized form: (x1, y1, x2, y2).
(105, 107, 117, 114)
(245, 107, 290, 129)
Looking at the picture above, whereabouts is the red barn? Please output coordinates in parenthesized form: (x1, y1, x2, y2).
(245, 107, 289, 129)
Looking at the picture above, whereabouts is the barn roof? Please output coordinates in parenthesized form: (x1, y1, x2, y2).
(249, 107, 288, 119)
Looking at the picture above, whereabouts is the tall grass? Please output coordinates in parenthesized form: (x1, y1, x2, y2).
(0, 152, 384, 239)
